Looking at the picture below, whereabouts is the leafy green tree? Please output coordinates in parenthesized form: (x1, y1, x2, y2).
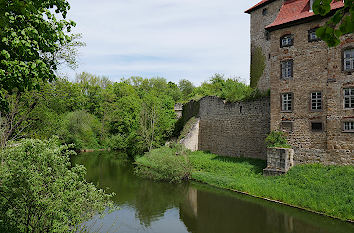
(59, 110, 101, 150)
(0, 88, 42, 147)
(0, 0, 76, 100)
(167, 81, 182, 102)
(108, 85, 142, 153)
(190, 74, 259, 102)
(313, 0, 354, 47)
(139, 92, 176, 151)
(178, 79, 195, 101)
(0, 138, 114, 232)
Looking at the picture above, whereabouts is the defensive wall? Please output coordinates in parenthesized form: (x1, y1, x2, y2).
(180, 96, 271, 160)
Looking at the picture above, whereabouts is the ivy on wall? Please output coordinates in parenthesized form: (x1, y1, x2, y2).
(250, 46, 266, 88)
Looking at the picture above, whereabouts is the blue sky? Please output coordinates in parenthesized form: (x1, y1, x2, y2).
(63, 0, 261, 85)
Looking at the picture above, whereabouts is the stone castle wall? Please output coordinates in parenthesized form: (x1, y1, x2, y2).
(269, 17, 354, 165)
(181, 96, 271, 160)
(250, 0, 283, 91)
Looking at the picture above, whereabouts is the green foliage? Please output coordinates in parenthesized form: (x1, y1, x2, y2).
(190, 74, 268, 103)
(313, 0, 354, 47)
(0, 0, 77, 108)
(0, 74, 179, 153)
(134, 146, 354, 220)
(135, 145, 192, 183)
(250, 46, 266, 88)
(178, 79, 195, 101)
(0, 138, 114, 232)
(59, 110, 101, 150)
(189, 151, 354, 221)
(265, 131, 291, 148)
(139, 91, 176, 151)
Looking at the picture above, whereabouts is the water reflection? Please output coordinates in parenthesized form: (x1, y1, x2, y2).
(72, 151, 353, 233)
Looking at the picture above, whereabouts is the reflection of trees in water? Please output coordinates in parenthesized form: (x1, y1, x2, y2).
(72, 152, 189, 227)
(73, 152, 354, 233)
(134, 180, 188, 227)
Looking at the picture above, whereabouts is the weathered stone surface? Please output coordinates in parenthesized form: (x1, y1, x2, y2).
(174, 103, 183, 119)
(181, 96, 271, 159)
(268, 17, 354, 165)
(263, 148, 294, 176)
(249, 0, 283, 91)
(180, 118, 200, 151)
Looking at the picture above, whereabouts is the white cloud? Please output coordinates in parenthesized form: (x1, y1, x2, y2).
(64, 0, 261, 85)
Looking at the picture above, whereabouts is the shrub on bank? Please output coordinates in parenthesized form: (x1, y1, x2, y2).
(0, 138, 115, 233)
(265, 131, 291, 148)
(135, 144, 192, 183)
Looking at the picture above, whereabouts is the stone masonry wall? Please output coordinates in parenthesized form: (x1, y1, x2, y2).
(180, 118, 200, 151)
(197, 96, 270, 159)
(269, 17, 354, 165)
(250, 0, 283, 91)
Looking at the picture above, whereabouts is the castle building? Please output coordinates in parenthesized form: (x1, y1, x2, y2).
(246, 0, 353, 165)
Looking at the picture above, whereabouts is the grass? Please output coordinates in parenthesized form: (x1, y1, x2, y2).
(189, 151, 354, 221)
(135, 146, 354, 221)
(135, 146, 192, 183)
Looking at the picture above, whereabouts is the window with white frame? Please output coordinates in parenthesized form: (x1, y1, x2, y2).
(308, 28, 319, 42)
(344, 88, 354, 109)
(281, 60, 293, 79)
(343, 122, 354, 132)
(281, 34, 293, 47)
(311, 92, 322, 110)
(281, 93, 293, 111)
(344, 49, 354, 71)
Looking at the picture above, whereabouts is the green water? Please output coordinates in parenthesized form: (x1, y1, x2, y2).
(72, 151, 353, 233)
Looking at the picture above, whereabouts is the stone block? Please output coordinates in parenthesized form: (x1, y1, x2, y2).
(263, 148, 294, 176)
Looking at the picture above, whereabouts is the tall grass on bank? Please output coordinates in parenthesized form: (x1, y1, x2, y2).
(135, 145, 192, 183)
(190, 151, 354, 221)
(135, 146, 354, 221)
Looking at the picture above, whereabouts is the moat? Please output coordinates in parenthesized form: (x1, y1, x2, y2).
(72, 151, 354, 233)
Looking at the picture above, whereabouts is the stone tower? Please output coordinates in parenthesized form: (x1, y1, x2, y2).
(245, 0, 282, 91)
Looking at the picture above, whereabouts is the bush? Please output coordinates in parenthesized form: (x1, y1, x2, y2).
(0, 138, 114, 232)
(265, 131, 291, 148)
(135, 145, 192, 183)
(59, 110, 101, 150)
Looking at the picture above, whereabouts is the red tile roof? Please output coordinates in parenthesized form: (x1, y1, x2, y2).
(266, 0, 344, 29)
(245, 0, 275, 14)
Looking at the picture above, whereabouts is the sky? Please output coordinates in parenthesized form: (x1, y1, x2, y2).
(63, 0, 261, 85)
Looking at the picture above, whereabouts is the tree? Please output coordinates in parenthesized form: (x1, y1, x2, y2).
(178, 79, 195, 101)
(59, 110, 101, 150)
(0, 0, 76, 108)
(139, 92, 176, 151)
(0, 138, 114, 232)
(0, 88, 43, 148)
(313, 0, 354, 47)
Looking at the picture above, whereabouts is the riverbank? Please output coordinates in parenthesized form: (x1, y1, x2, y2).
(135, 147, 354, 222)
